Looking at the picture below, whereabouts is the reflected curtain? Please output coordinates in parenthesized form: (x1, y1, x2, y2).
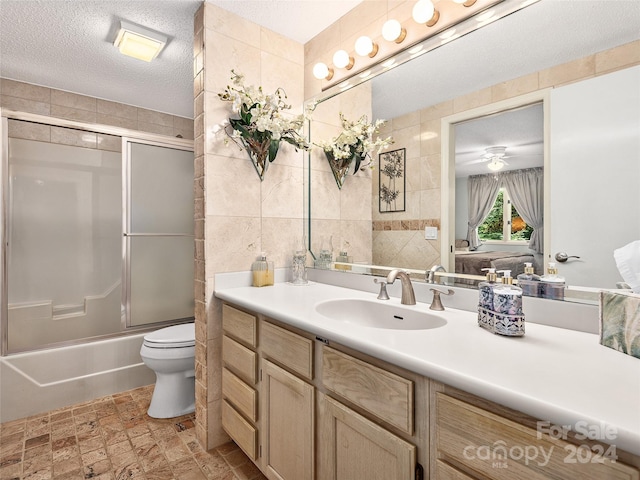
(466, 174, 501, 250)
(502, 167, 544, 253)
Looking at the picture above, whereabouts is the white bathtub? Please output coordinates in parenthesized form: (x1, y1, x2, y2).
(0, 333, 156, 422)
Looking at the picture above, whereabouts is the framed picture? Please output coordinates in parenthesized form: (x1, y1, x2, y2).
(379, 148, 406, 213)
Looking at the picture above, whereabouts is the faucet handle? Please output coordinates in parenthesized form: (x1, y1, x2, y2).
(429, 288, 454, 311)
(374, 278, 390, 300)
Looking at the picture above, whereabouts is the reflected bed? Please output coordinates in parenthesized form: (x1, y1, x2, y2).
(455, 251, 535, 277)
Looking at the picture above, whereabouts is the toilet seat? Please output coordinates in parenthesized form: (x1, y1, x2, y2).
(143, 323, 195, 349)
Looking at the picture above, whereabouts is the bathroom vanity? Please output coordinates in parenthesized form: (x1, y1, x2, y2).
(216, 282, 640, 480)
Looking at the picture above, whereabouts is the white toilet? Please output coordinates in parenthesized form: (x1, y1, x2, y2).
(140, 323, 196, 418)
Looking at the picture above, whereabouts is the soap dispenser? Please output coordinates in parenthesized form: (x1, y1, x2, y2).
(540, 262, 565, 300)
(478, 267, 498, 310)
(517, 262, 540, 297)
(252, 252, 274, 287)
(494, 270, 523, 315)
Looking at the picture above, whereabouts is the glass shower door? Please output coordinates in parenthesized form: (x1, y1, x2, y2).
(124, 141, 195, 327)
(5, 132, 122, 352)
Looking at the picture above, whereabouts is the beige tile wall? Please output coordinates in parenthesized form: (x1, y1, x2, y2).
(194, 2, 306, 450)
(0, 78, 194, 140)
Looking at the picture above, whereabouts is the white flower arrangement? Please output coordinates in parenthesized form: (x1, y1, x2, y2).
(317, 113, 393, 171)
(218, 70, 314, 178)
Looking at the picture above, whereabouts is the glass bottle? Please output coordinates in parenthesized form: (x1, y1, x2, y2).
(252, 253, 274, 287)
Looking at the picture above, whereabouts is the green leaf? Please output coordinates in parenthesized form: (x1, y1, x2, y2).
(229, 119, 250, 139)
(352, 153, 361, 173)
(268, 140, 280, 162)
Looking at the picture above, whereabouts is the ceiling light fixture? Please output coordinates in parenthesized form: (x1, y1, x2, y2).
(412, 0, 440, 27)
(313, 62, 334, 80)
(452, 0, 477, 6)
(382, 19, 407, 43)
(484, 146, 507, 171)
(354, 36, 379, 57)
(487, 158, 505, 171)
(333, 50, 355, 70)
(114, 20, 167, 62)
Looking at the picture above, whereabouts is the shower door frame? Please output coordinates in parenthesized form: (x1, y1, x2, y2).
(0, 108, 194, 355)
(121, 137, 196, 330)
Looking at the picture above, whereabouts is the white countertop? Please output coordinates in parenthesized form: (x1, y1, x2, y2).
(215, 281, 640, 456)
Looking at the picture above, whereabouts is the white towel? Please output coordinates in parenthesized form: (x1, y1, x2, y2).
(613, 240, 640, 294)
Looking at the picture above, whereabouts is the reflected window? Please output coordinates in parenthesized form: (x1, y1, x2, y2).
(478, 188, 532, 243)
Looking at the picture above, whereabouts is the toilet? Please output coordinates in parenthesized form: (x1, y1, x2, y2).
(140, 323, 196, 418)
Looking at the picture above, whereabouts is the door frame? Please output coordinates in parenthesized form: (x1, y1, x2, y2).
(440, 89, 551, 274)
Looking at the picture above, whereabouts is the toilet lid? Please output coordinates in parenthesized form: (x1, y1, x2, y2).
(143, 323, 195, 348)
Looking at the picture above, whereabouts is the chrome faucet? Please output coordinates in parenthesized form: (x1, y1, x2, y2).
(386, 270, 416, 305)
(426, 265, 445, 284)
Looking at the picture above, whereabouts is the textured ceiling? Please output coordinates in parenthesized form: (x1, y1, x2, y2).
(0, 0, 362, 119)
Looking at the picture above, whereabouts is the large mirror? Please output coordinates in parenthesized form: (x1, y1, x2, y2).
(307, 0, 640, 295)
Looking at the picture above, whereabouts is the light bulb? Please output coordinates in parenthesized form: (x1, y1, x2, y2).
(354, 36, 378, 57)
(313, 62, 333, 80)
(333, 50, 354, 70)
(487, 159, 504, 171)
(412, 0, 440, 26)
(382, 19, 406, 43)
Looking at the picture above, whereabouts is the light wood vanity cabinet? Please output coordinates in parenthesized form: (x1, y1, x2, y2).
(317, 392, 416, 480)
(221, 305, 259, 460)
(221, 302, 640, 480)
(222, 304, 315, 480)
(261, 359, 314, 480)
(433, 391, 640, 480)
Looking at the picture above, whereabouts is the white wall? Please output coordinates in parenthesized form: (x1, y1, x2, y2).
(550, 65, 640, 288)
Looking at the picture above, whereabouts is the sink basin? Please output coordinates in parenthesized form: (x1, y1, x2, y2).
(314, 299, 447, 330)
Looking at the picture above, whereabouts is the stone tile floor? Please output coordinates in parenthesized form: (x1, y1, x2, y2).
(0, 385, 267, 480)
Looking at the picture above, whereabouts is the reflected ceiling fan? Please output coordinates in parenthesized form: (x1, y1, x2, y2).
(482, 146, 508, 171)
(460, 146, 511, 171)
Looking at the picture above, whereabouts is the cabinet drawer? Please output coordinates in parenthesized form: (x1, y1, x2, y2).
(222, 400, 257, 460)
(322, 346, 413, 435)
(436, 393, 639, 480)
(223, 335, 257, 384)
(222, 368, 257, 422)
(222, 304, 257, 347)
(261, 321, 313, 380)
(435, 460, 476, 480)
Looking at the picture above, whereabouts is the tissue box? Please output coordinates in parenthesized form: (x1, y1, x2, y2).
(599, 290, 640, 359)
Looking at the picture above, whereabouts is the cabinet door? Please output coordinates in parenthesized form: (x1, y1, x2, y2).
(318, 393, 416, 480)
(261, 360, 314, 480)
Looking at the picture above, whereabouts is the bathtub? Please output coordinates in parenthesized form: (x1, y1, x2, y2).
(0, 333, 156, 423)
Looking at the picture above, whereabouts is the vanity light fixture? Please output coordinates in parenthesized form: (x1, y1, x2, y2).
(452, 0, 477, 6)
(333, 50, 355, 70)
(313, 62, 334, 80)
(354, 36, 379, 58)
(114, 20, 167, 62)
(382, 19, 407, 43)
(412, 0, 440, 27)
